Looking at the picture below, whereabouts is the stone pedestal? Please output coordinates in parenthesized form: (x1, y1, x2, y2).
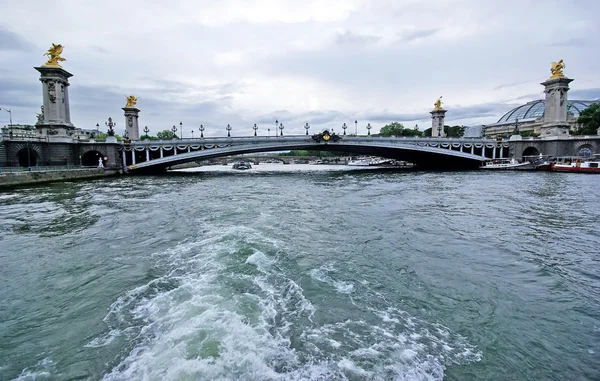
(430, 109, 447, 137)
(106, 136, 118, 143)
(34, 66, 75, 139)
(540, 76, 573, 137)
(122, 107, 140, 141)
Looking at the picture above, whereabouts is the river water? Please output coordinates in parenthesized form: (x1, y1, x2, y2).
(0, 164, 599, 380)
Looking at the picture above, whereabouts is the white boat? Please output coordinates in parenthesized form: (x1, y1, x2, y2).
(479, 158, 533, 170)
(347, 157, 392, 166)
(232, 161, 252, 170)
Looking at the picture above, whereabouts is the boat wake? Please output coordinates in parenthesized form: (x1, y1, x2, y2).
(95, 224, 480, 380)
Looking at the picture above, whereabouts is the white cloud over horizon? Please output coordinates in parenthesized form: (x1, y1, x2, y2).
(1, 0, 599, 137)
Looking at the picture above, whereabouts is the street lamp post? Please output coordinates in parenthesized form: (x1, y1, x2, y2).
(366, 123, 372, 136)
(268, 128, 270, 137)
(275, 120, 278, 138)
(179, 121, 183, 139)
(200, 125, 205, 138)
(171, 125, 178, 139)
(143, 125, 149, 138)
(355, 120, 357, 135)
(96, 123, 100, 137)
(226, 124, 232, 137)
(279, 122, 284, 136)
(342, 123, 347, 135)
(191, 130, 194, 139)
(304, 122, 310, 135)
(253, 123, 258, 136)
(0, 107, 13, 128)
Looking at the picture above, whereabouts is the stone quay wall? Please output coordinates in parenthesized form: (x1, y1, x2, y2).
(0, 168, 120, 189)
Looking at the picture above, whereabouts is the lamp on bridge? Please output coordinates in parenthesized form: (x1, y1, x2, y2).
(226, 124, 232, 137)
(275, 120, 278, 138)
(305, 122, 310, 135)
(143, 125, 149, 137)
(366, 123, 372, 136)
(200, 125, 204, 138)
(96, 123, 100, 137)
(279, 122, 284, 136)
(171, 125, 178, 139)
(355, 120, 357, 135)
(179, 121, 183, 139)
(253, 123, 258, 136)
(342, 123, 347, 135)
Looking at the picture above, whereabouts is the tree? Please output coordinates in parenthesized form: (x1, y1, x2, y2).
(140, 134, 159, 141)
(379, 122, 423, 137)
(422, 125, 464, 137)
(576, 103, 600, 135)
(157, 129, 179, 140)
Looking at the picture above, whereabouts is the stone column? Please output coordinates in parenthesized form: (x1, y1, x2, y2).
(122, 107, 141, 141)
(34, 65, 75, 139)
(540, 76, 573, 137)
(430, 109, 447, 137)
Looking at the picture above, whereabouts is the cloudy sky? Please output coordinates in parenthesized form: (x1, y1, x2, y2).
(1, 0, 599, 137)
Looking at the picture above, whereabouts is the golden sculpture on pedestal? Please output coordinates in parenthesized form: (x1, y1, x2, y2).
(43, 43, 66, 67)
(434, 96, 443, 110)
(550, 59, 565, 79)
(125, 95, 139, 108)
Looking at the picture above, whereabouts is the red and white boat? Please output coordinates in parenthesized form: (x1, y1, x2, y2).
(551, 156, 600, 173)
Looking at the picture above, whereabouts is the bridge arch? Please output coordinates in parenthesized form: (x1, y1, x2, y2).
(122, 136, 502, 172)
(81, 150, 107, 167)
(16, 148, 39, 167)
(522, 146, 540, 157)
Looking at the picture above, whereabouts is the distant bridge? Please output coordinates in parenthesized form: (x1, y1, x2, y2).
(121, 134, 507, 172)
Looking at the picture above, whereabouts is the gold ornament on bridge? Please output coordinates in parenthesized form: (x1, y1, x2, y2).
(433, 96, 443, 110)
(125, 95, 139, 108)
(43, 43, 66, 67)
(550, 59, 565, 79)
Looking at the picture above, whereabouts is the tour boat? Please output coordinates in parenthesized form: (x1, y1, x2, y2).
(479, 158, 533, 170)
(232, 162, 252, 170)
(550, 156, 600, 173)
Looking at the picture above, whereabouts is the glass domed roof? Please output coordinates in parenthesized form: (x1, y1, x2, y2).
(497, 100, 598, 124)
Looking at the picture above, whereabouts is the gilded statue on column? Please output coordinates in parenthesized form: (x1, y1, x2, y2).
(433, 96, 443, 110)
(125, 95, 139, 108)
(550, 59, 565, 79)
(43, 43, 66, 67)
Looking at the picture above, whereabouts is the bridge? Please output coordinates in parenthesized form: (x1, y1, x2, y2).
(121, 133, 507, 172)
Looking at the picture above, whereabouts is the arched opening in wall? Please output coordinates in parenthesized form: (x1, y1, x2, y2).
(522, 146, 540, 157)
(577, 145, 593, 158)
(17, 148, 38, 167)
(81, 150, 105, 167)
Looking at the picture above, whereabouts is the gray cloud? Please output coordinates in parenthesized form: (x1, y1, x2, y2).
(396, 28, 440, 43)
(0, 25, 34, 52)
(334, 31, 381, 47)
(547, 37, 588, 47)
(569, 88, 600, 100)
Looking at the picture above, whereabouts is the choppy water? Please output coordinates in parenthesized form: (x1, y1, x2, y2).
(0, 164, 599, 381)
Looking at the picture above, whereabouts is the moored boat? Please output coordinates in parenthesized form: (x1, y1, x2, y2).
(347, 157, 392, 166)
(550, 156, 600, 173)
(479, 158, 533, 170)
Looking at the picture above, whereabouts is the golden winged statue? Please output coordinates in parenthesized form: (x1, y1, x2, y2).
(125, 95, 139, 108)
(550, 59, 565, 78)
(43, 43, 66, 67)
(434, 96, 443, 110)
